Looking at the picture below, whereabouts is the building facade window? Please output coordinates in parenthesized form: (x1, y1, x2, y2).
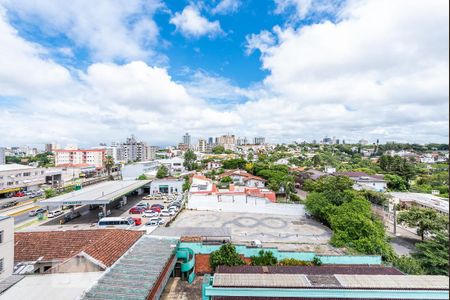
(0, 258, 3, 273)
(0, 230, 3, 243)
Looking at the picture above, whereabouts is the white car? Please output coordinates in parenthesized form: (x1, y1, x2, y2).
(160, 209, 175, 217)
(47, 210, 63, 218)
(145, 218, 165, 226)
(142, 210, 159, 218)
(168, 206, 179, 212)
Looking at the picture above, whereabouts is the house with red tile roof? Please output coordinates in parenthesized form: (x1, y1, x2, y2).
(14, 229, 143, 274)
(218, 169, 266, 188)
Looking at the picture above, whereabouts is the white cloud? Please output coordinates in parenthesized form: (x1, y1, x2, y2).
(0, 0, 448, 146)
(274, 0, 343, 20)
(242, 0, 449, 143)
(1, 0, 164, 62)
(170, 5, 223, 38)
(212, 0, 241, 15)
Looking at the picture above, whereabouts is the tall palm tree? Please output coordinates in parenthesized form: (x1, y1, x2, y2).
(104, 155, 114, 178)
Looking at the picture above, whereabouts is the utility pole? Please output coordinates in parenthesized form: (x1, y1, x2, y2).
(393, 203, 397, 235)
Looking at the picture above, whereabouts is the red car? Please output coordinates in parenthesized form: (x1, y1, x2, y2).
(14, 191, 25, 197)
(150, 207, 161, 213)
(129, 207, 146, 214)
(132, 217, 142, 226)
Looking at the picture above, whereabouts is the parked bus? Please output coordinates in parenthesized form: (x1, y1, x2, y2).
(98, 217, 135, 229)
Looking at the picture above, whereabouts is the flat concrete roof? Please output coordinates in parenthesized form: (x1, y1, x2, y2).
(39, 180, 150, 206)
(0, 163, 36, 172)
(0, 272, 103, 300)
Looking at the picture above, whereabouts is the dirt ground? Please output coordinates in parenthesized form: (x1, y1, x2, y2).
(160, 277, 203, 300)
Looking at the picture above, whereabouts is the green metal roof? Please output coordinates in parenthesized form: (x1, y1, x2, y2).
(81, 236, 179, 300)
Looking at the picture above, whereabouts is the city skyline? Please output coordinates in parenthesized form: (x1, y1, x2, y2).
(0, 0, 448, 146)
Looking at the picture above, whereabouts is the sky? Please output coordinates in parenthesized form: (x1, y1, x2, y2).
(0, 0, 448, 148)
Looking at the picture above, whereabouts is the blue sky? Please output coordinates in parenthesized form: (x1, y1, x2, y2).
(0, 0, 448, 147)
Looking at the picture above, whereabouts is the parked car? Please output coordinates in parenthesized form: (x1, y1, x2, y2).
(129, 207, 146, 214)
(132, 217, 142, 226)
(28, 208, 47, 217)
(150, 207, 161, 213)
(142, 210, 159, 218)
(145, 217, 165, 226)
(14, 191, 25, 197)
(1, 201, 18, 209)
(150, 204, 164, 210)
(168, 206, 179, 212)
(47, 210, 63, 218)
(136, 202, 149, 209)
(142, 195, 153, 200)
(160, 209, 175, 217)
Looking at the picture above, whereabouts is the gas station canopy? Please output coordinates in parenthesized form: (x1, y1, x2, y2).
(39, 180, 150, 206)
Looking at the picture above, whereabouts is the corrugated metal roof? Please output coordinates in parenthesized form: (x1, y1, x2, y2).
(335, 275, 450, 290)
(216, 265, 404, 275)
(213, 274, 311, 288)
(81, 236, 178, 300)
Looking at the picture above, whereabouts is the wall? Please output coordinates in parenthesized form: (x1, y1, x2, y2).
(179, 242, 382, 266)
(0, 216, 14, 280)
(150, 179, 183, 195)
(188, 194, 304, 216)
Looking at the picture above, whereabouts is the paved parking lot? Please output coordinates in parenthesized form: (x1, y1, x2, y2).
(170, 210, 341, 254)
(22, 193, 183, 232)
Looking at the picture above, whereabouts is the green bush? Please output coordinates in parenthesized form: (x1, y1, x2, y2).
(279, 258, 312, 266)
(393, 256, 424, 275)
(209, 243, 245, 270)
(312, 256, 323, 266)
(44, 188, 56, 199)
(250, 250, 278, 266)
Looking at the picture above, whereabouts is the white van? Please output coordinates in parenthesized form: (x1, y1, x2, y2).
(98, 217, 135, 229)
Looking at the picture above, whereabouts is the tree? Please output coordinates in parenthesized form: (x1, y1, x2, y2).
(183, 149, 197, 171)
(212, 145, 225, 154)
(247, 152, 254, 161)
(250, 250, 278, 266)
(137, 174, 147, 180)
(44, 188, 56, 199)
(182, 176, 191, 192)
(393, 256, 424, 275)
(209, 243, 245, 270)
(330, 198, 394, 259)
(312, 155, 322, 167)
(413, 232, 449, 276)
(104, 155, 114, 177)
(360, 190, 391, 206)
(384, 174, 408, 191)
(397, 207, 449, 240)
(156, 165, 169, 178)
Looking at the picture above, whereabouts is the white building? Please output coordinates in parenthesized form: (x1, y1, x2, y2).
(0, 147, 5, 165)
(0, 164, 47, 194)
(198, 139, 207, 153)
(390, 192, 449, 215)
(0, 216, 14, 281)
(54, 149, 105, 169)
(217, 135, 236, 151)
(254, 137, 266, 145)
(150, 178, 183, 194)
(334, 172, 387, 192)
(121, 157, 185, 180)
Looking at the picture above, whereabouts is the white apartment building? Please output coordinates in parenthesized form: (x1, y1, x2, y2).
(217, 135, 236, 151)
(198, 139, 207, 153)
(0, 164, 47, 194)
(0, 216, 14, 281)
(0, 147, 5, 165)
(253, 137, 266, 145)
(54, 149, 105, 169)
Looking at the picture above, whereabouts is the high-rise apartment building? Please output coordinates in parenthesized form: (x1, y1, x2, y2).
(121, 135, 151, 162)
(182, 133, 191, 148)
(217, 135, 236, 150)
(253, 137, 265, 145)
(0, 148, 5, 165)
(198, 139, 207, 152)
(208, 137, 214, 145)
